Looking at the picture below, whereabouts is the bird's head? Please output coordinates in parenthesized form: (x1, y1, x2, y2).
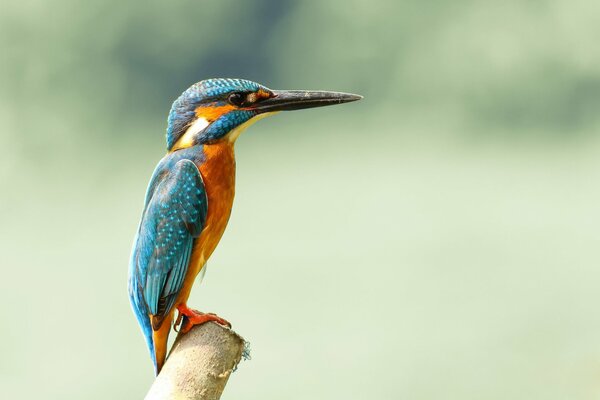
(166, 78, 362, 151)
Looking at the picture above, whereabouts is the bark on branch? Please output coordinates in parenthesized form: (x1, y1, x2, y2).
(145, 323, 246, 400)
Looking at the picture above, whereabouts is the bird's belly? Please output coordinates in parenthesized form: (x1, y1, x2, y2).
(175, 141, 236, 305)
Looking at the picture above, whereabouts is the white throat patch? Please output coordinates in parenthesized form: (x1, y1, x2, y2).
(172, 117, 210, 150)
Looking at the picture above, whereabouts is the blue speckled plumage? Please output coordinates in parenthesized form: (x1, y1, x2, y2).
(200, 109, 256, 142)
(128, 147, 207, 370)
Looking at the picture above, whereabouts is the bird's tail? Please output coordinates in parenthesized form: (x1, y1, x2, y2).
(129, 284, 165, 375)
(151, 315, 173, 375)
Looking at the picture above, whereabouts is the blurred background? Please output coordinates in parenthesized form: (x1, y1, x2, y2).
(1, 0, 600, 398)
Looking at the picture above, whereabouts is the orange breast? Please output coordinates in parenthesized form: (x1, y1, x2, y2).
(175, 141, 236, 305)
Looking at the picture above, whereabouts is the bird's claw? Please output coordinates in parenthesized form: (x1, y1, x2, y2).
(174, 304, 231, 334)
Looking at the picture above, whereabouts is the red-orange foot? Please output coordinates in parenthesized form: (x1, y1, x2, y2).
(175, 304, 231, 334)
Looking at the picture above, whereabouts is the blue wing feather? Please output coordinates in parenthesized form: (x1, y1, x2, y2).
(128, 157, 207, 364)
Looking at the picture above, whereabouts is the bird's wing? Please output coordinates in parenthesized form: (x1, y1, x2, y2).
(131, 159, 207, 330)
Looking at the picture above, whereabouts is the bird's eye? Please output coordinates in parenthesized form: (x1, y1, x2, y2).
(228, 93, 245, 107)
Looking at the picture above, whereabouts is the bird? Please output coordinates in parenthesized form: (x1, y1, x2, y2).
(128, 78, 362, 374)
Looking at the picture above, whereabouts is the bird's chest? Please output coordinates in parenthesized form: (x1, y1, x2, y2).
(193, 141, 236, 263)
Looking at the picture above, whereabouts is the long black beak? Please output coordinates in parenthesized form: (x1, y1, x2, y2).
(253, 90, 362, 113)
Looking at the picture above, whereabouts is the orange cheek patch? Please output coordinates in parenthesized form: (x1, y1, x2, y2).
(257, 89, 273, 99)
(245, 90, 274, 104)
(195, 105, 236, 121)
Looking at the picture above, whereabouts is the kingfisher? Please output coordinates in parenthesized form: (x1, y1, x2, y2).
(128, 78, 361, 374)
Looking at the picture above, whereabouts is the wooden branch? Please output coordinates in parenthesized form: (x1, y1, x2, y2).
(145, 323, 246, 400)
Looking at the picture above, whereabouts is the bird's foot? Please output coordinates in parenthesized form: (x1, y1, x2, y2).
(174, 304, 231, 334)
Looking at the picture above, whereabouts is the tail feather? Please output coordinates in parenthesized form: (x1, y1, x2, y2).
(129, 284, 160, 374)
(151, 315, 173, 375)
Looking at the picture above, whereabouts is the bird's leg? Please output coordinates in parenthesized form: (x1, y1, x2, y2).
(173, 311, 184, 332)
(174, 303, 231, 334)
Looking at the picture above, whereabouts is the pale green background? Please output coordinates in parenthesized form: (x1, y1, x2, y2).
(1, 1, 600, 399)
